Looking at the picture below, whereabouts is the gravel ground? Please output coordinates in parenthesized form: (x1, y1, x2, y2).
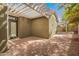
(1, 34, 79, 56)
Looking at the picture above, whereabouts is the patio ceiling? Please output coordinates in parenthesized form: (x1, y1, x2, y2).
(7, 3, 43, 19)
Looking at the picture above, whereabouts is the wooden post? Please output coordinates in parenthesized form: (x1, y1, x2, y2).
(65, 21, 68, 32)
(78, 23, 79, 35)
(66, 23, 67, 32)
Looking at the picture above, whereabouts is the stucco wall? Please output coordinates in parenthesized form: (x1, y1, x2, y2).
(18, 17, 31, 38)
(31, 17, 49, 38)
(49, 15, 57, 38)
(18, 17, 49, 38)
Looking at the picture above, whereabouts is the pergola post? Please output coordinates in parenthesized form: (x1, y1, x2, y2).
(7, 3, 9, 40)
(78, 23, 79, 35)
(7, 14, 9, 40)
(65, 21, 68, 33)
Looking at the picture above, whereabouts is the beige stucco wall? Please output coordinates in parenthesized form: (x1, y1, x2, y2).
(49, 15, 57, 38)
(31, 17, 49, 38)
(18, 17, 31, 38)
(18, 17, 49, 38)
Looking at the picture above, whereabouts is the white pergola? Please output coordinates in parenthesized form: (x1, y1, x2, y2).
(6, 3, 54, 19)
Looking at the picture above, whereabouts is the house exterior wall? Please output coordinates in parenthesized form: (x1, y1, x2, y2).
(31, 17, 49, 38)
(18, 17, 31, 38)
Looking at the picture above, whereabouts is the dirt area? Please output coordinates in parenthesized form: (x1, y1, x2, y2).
(1, 34, 79, 56)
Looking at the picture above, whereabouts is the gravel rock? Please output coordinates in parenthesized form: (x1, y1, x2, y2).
(1, 34, 79, 56)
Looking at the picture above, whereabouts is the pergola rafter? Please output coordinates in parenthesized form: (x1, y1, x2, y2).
(7, 3, 54, 19)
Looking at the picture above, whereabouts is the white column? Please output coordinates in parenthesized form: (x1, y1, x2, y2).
(7, 14, 9, 40)
(6, 3, 10, 49)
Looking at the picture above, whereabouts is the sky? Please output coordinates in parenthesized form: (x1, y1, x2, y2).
(47, 3, 64, 22)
